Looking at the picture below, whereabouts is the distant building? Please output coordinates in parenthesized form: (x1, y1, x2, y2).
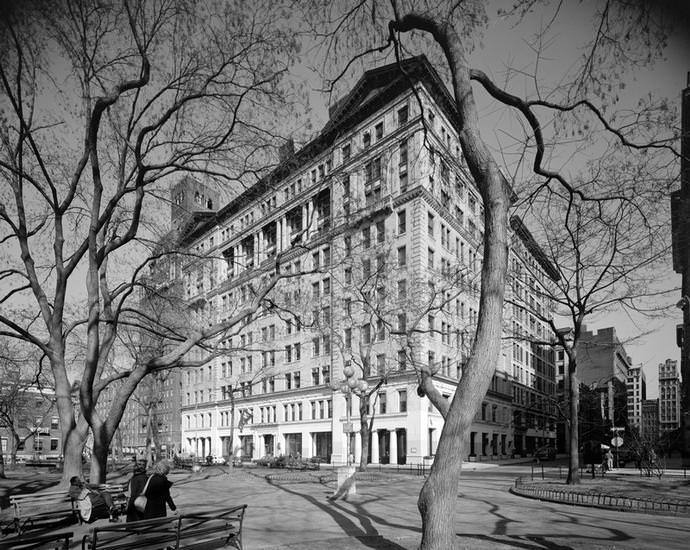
(641, 399, 659, 444)
(626, 364, 646, 432)
(0, 382, 63, 461)
(658, 359, 681, 434)
(577, 326, 631, 429)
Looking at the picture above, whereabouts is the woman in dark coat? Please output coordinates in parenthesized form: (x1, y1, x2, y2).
(142, 459, 177, 519)
(126, 463, 148, 522)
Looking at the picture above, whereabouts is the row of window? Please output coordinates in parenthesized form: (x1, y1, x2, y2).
(184, 388, 412, 431)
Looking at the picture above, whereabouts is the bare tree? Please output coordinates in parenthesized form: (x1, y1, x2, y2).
(509, 165, 671, 482)
(298, 1, 681, 546)
(0, 0, 299, 484)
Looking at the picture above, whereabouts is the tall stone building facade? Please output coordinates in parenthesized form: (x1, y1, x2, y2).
(626, 364, 646, 434)
(170, 57, 556, 465)
(659, 359, 681, 434)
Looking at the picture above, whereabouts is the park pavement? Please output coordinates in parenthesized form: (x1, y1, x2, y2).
(2, 460, 689, 549)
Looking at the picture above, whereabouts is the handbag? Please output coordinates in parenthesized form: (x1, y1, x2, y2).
(133, 475, 153, 513)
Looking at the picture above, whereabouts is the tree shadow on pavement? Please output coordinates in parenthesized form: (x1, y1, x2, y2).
(0, 476, 61, 510)
(460, 534, 575, 549)
(463, 493, 636, 549)
(266, 477, 418, 550)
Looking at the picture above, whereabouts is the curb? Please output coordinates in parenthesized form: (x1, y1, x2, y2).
(511, 481, 690, 516)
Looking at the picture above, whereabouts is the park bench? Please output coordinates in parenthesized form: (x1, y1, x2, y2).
(9, 491, 79, 534)
(81, 516, 179, 550)
(0, 530, 73, 550)
(176, 505, 246, 550)
(81, 505, 247, 550)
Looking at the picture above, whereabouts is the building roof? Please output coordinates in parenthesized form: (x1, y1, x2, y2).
(184, 55, 460, 244)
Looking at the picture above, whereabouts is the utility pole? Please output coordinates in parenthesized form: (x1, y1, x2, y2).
(671, 72, 690, 467)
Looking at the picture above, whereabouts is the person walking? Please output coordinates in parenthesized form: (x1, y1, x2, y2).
(126, 462, 148, 522)
(605, 449, 614, 472)
(142, 459, 177, 519)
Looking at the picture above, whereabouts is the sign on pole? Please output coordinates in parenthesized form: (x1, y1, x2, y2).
(611, 436, 624, 448)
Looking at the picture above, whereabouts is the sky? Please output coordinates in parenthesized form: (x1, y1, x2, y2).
(293, 1, 689, 399)
(478, 1, 688, 399)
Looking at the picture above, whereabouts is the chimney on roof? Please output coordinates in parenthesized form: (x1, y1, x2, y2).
(279, 139, 294, 163)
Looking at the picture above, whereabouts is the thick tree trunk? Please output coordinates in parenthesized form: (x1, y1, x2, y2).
(90, 434, 110, 484)
(62, 428, 87, 485)
(566, 361, 580, 484)
(89, 422, 114, 484)
(388, 16, 512, 550)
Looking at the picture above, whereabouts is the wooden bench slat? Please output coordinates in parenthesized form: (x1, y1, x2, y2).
(0, 530, 73, 550)
(10, 491, 79, 535)
(83, 505, 247, 550)
(82, 516, 179, 550)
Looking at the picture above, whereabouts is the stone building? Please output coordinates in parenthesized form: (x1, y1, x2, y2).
(169, 56, 557, 464)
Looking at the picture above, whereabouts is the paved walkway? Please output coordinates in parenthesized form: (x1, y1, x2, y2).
(2, 463, 690, 549)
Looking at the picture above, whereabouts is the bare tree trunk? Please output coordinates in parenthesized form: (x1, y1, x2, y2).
(388, 15, 512, 549)
(62, 428, 87, 485)
(0, 450, 6, 478)
(359, 398, 370, 471)
(90, 436, 109, 484)
(566, 363, 580, 484)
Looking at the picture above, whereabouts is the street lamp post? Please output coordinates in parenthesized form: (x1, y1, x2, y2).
(338, 365, 368, 466)
(331, 365, 368, 499)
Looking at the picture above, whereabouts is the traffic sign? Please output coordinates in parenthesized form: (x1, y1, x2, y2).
(611, 436, 624, 447)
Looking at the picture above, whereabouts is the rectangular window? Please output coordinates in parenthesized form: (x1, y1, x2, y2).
(312, 338, 320, 357)
(397, 105, 408, 126)
(375, 121, 384, 140)
(376, 220, 385, 243)
(362, 226, 371, 249)
(344, 235, 351, 256)
(399, 390, 407, 412)
(428, 212, 434, 236)
(365, 157, 381, 182)
(379, 391, 387, 414)
(345, 267, 352, 284)
(428, 248, 434, 270)
(342, 143, 351, 161)
(397, 246, 407, 267)
(398, 279, 407, 299)
(397, 350, 407, 371)
(362, 324, 371, 345)
(397, 210, 406, 234)
(345, 328, 352, 348)
(376, 354, 386, 376)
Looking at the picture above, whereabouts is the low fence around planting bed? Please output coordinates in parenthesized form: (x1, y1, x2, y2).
(512, 476, 690, 515)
